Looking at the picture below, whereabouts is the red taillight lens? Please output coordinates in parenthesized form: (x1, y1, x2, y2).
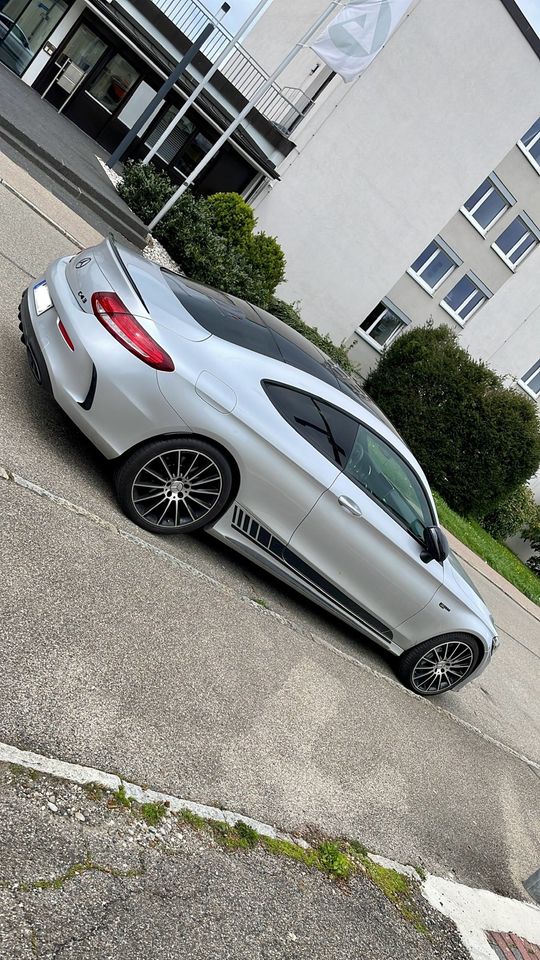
(91, 292, 174, 372)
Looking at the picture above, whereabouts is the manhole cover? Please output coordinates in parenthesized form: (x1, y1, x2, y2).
(487, 931, 540, 959)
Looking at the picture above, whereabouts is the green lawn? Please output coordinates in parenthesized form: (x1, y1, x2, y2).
(433, 492, 540, 606)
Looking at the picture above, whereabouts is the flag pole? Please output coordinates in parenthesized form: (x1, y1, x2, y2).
(142, 0, 271, 166)
(148, 0, 343, 230)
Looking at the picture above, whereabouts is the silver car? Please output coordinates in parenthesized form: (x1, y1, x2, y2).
(19, 237, 498, 695)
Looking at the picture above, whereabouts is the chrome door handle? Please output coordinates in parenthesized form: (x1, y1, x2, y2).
(337, 496, 363, 517)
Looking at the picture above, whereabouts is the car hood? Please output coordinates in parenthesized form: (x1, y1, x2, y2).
(444, 550, 495, 630)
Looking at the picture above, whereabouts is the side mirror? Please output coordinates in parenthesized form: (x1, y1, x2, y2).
(421, 525, 449, 564)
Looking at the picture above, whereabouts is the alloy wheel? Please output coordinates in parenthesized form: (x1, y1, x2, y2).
(131, 448, 223, 529)
(411, 640, 474, 694)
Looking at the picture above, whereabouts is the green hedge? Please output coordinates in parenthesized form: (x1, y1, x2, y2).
(364, 324, 540, 517)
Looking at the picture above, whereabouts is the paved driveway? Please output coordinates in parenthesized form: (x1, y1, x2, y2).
(0, 173, 538, 899)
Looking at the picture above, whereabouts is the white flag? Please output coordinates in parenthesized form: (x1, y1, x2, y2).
(311, 0, 414, 83)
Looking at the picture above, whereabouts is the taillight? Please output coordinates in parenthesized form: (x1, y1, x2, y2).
(91, 292, 174, 372)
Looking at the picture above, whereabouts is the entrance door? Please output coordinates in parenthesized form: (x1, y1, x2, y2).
(42, 24, 108, 112)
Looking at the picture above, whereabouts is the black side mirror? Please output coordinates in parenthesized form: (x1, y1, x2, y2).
(421, 525, 449, 564)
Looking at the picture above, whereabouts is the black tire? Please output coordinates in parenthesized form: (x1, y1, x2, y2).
(396, 632, 481, 696)
(114, 437, 234, 535)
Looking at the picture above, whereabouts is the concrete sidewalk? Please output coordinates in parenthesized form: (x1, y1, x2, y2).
(0, 66, 147, 248)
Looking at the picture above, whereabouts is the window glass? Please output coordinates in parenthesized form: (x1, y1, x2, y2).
(88, 54, 139, 111)
(419, 247, 454, 288)
(344, 426, 433, 538)
(410, 240, 438, 274)
(368, 310, 403, 346)
(521, 117, 540, 147)
(409, 241, 456, 290)
(472, 188, 507, 230)
(443, 275, 486, 320)
(496, 217, 528, 254)
(175, 131, 213, 176)
(522, 360, 540, 394)
(145, 107, 195, 164)
(464, 178, 491, 211)
(263, 384, 358, 467)
(495, 217, 538, 265)
(0, 0, 67, 75)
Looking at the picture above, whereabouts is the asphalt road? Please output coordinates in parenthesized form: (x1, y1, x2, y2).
(0, 179, 539, 900)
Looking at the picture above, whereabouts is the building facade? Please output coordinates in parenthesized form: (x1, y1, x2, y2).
(243, 0, 540, 499)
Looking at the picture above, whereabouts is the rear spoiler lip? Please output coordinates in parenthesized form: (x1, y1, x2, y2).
(107, 233, 149, 314)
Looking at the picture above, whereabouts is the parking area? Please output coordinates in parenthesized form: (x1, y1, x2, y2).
(0, 172, 539, 900)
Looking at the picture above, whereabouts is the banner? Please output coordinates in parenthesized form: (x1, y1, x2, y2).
(311, 0, 414, 83)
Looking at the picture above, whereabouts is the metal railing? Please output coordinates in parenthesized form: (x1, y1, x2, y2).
(152, 0, 314, 131)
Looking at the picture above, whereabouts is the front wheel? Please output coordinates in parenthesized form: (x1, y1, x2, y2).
(114, 437, 233, 534)
(396, 633, 481, 696)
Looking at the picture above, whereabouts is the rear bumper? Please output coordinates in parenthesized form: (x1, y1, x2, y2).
(19, 289, 53, 395)
(22, 260, 189, 459)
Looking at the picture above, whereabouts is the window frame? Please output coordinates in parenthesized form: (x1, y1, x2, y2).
(440, 272, 491, 326)
(262, 380, 436, 543)
(356, 298, 409, 352)
(519, 359, 540, 398)
(460, 174, 515, 237)
(407, 237, 461, 295)
(518, 118, 540, 176)
(491, 213, 540, 271)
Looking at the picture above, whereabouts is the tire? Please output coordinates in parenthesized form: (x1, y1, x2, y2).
(114, 437, 234, 535)
(396, 633, 481, 696)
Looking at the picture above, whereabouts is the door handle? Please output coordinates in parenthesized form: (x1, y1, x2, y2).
(337, 496, 363, 517)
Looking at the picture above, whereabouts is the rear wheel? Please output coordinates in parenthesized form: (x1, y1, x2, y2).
(396, 633, 481, 696)
(114, 438, 233, 534)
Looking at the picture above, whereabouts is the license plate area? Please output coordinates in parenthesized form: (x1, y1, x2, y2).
(33, 280, 53, 316)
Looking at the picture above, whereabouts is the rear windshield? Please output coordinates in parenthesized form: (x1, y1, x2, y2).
(162, 270, 397, 429)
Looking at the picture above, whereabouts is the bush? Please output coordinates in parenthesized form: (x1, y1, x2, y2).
(364, 324, 540, 516)
(118, 161, 173, 225)
(268, 297, 354, 372)
(481, 484, 538, 540)
(207, 192, 256, 247)
(118, 163, 287, 309)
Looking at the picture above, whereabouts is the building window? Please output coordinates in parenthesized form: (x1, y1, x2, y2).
(440, 273, 491, 326)
(518, 117, 540, 174)
(407, 238, 461, 294)
(357, 300, 409, 350)
(519, 360, 540, 397)
(460, 175, 515, 235)
(492, 214, 540, 270)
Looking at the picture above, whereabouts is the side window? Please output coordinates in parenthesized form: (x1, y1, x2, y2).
(264, 383, 358, 467)
(344, 425, 433, 539)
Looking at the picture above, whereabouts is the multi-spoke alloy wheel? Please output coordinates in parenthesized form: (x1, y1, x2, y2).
(114, 439, 233, 534)
(397, 633, 479, 696)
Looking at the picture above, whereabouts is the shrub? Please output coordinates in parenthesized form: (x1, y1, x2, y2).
(118, 163, 287, 309)
(523, 509, 540, 574)
(482, 484, 538, 540)
(364, 325, 540, 516)
(207, 192, 256, 247)
(118, 161, 173, 225)
(268, 297, 354, 372)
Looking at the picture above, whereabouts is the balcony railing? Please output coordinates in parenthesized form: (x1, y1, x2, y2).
(152, 0, 314, 131)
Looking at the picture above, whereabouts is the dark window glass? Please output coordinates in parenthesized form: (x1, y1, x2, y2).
(410, 240, 438, 273)
(521, 117, 540, 146)
(264, 383, 358, 467)
(472, 188, 507, 229)
(344, 426, 433, 538)
(464, 178, 492, 212)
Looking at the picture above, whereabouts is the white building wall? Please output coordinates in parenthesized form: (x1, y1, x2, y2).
(250, 0, 540, 346)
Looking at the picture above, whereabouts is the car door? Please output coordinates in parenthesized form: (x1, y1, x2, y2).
(287, 411, 444, 634)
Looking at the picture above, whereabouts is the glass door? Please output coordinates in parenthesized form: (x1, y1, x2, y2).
(42, 23, 108, 111)
(0, 0, 67, 75)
